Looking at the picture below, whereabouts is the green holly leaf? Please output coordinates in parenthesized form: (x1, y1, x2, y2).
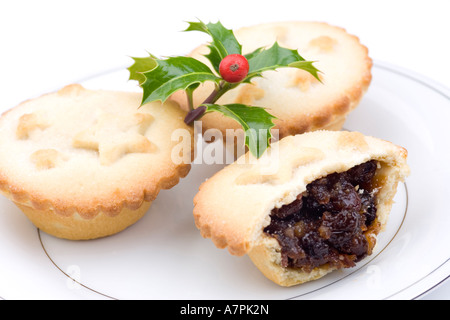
(246, 42, 321, 82)
(128, 54, 157, 85)
(185, 20, 242, 74)
(140, 56, 221, 105)
(239, 43, 322, 84)
(289, 60, 322, 82)
(244, 47, 264, 61)
(247, 42, 303, 74)
(204, 103, 276, 158)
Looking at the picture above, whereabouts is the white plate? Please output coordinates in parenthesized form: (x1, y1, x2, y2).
(0, 61, 449, 300)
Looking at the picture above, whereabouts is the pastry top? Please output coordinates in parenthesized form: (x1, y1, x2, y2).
(193, 130, 409, 256)
(0, 84, 193, 217)
(172, 21, 372, 138)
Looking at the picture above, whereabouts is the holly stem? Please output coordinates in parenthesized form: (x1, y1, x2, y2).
(184, 81, 239, 125)
(202, 83, 221, 105)
(184, 105, 206, 124)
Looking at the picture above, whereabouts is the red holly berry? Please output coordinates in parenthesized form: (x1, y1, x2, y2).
(219, 54, 249, 83)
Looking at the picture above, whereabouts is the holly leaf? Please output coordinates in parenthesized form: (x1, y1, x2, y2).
(246, 42, 321, 82)
(244, 47, 264, 61)
(185, 20, 242, 74)
(204, 103, 276, 158)
(289, 60, 322, 82)
(128, 54, 158, 85)
(139, 56, 221, 105)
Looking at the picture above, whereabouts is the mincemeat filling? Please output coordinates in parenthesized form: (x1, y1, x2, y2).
(264, 160, 379, 272)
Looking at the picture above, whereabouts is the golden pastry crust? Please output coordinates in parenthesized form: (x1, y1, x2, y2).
(171, 21, 372, 141)
(0, 84, 194, 239)
(193, 131, 409, 286)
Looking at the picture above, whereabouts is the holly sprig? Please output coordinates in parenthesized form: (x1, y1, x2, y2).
(128, 20, 321, 158)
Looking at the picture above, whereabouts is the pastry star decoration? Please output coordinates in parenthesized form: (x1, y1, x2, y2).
(73, 112, 156, 165)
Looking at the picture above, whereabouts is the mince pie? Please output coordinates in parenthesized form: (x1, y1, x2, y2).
(0, 84, 193, 240)
(193, 131, 409, 286)
(171, 21, 372, 145)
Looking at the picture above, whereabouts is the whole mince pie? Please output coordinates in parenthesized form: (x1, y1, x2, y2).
(171, 21, 372, 156)
(0, 84, 193, 240)
(193, 131, 409, 286)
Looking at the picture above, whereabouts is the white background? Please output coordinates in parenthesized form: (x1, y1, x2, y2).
(0, 0, 449, 300)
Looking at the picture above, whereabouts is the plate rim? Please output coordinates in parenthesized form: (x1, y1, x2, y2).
(367, 61, 450, 299)
(360, 60, 450, 299)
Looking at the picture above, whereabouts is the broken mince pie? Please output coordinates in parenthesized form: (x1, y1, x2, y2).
(0, 84, 193, 240)
(193, 131, 409, 286)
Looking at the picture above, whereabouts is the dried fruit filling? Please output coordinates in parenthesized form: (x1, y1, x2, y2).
(264, 160, 380, 272)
